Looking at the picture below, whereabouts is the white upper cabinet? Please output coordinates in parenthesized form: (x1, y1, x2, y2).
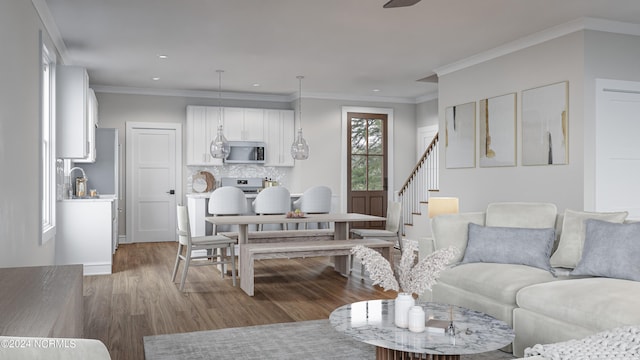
(223, 107, 265, 141)
(57, 65, 95, 160)
(74, 88, 98, 163)
(264, 109, 295, 167)
(186, 106, 293, 167)
(186, 106, 223, 166)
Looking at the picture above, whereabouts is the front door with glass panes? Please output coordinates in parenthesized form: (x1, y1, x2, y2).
(347, 112, 388, 229)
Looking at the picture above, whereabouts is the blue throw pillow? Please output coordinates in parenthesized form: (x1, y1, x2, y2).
(462, 223, 555, 272)
(571, 219, 640, 281)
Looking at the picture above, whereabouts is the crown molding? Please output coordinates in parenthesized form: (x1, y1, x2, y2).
(32, 0, 69, 64)
(415, 91, 438, 103)
(435, 17, 640, 77)
(583, 17, 640, 36)
(92, 85, 293, 103)
(93, 85, 430, 104)
(301, 91, 417, 104)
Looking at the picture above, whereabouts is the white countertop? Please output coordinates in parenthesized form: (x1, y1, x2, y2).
(60, 194, 117, 202)
(187, 192, 302, 199)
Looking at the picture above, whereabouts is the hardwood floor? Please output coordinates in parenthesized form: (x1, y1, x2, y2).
(84, 242, 396, 360)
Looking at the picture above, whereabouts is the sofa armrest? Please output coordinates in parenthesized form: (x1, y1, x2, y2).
(418, 236, 435, 259)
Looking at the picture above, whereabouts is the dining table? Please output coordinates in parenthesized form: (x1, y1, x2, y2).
(204, 212, 386, 274)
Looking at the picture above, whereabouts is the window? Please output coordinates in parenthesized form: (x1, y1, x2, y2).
(41, 33, 56, 244)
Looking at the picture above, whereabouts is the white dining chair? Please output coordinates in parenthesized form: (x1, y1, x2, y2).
(252, 186, 291, 230)
(172, 205, 237, 291)
(350, 201, 403, 274)
(208, 186, 248, 234)
(293, 185, 332, 229)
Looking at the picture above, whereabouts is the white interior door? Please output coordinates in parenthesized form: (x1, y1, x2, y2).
(126, 123, 182, 243)
(595, 79, 640, 219)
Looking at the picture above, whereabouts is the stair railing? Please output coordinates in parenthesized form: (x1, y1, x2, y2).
(398, 133, 439, 227)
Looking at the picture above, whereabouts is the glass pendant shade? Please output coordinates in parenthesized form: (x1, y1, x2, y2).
(291, 128, 310, 160)
(291, 75, 310, 160)
(210, 125, 230, 159)
(209, 70, 230, 159)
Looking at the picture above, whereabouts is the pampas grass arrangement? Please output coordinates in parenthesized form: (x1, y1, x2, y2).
(351, 241, 457, 295)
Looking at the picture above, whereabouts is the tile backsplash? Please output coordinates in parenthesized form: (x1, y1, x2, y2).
(186, 165, 291, 192)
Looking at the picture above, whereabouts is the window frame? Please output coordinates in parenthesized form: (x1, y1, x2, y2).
(41, 32, 57, 245)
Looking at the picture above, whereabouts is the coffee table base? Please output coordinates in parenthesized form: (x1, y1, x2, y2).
(376, 347, 460, 360)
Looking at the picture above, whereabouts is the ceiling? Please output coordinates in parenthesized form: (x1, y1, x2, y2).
(42, 0, 640, 102)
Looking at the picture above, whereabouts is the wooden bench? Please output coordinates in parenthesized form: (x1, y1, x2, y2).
(239, 238, 393, 296)
(219, 229, 335, 244)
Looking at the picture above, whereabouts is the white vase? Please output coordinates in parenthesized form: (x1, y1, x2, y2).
(408, 306, 426, 333)
(394, 292, 415, 328)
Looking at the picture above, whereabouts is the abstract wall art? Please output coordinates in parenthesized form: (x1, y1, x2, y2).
(522, 81, 569, 165)
(445, 102, 475, 169)
(479, 93, 516, 167)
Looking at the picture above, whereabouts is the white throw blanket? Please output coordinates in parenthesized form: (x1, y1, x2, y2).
(524, 326, 640, 359)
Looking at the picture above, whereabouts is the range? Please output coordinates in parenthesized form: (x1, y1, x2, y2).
(220, 177, 264, 193)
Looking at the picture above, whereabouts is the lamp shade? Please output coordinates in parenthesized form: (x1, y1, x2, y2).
(427, 197, 459, 218)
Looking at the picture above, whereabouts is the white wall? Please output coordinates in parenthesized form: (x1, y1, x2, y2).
(416, 98, 438, 128)
(287, 98, 416, 198)
(0, 1, 57, 267)
(438, 31, 585, 213)
(96, 93, 417, 236)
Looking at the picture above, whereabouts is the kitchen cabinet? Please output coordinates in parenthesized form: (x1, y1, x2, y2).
(56, 196, 117, 275)
(74, 88, 98, 163)
(186, 106, 293, 166)
(224, 107, 264, 141)
(57, 65, 96, 161)
(56, 198, 114, 275)
(186, 105, 223, 166)
(264, 109, 295, 166)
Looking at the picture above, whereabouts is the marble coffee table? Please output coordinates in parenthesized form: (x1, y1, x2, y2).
(329, 300, 515, 360)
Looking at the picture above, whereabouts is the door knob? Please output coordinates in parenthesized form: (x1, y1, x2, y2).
(167, 190, 175, 195)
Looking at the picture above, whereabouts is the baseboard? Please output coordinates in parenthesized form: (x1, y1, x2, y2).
(83, 263, 112, 276)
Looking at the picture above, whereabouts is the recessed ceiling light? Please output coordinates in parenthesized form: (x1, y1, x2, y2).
(252, 83, 261, 87)
(158, 55, 168, 59)
(152, 77, 160, 81)
(372, 89, 381, 92)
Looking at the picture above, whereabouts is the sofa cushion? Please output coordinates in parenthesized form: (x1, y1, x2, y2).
(438, 263, 556, 306)
(462, 223, 555, 272)
(550, 209, 628, 269)
(431, 212, 485, 264)
(486, 203, 557, 228)
(571, 220, 640, 281)
(516, 278, 640, 331)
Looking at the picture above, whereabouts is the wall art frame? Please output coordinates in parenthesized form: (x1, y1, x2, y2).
(445, 102, 476, 169)
(521, 81, 569, 166)
(479, 93, 516, 167)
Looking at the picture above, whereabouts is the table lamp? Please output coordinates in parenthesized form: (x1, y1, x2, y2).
(427, 197, 459, 218)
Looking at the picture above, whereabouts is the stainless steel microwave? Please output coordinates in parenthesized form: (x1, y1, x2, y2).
(225, 141, 266, 164)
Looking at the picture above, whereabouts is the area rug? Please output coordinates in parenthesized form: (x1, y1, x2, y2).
(144, 320, 515, 360)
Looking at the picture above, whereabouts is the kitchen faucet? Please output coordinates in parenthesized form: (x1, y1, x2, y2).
(69, 166, 87, 180)
(68, 167, 88, 198)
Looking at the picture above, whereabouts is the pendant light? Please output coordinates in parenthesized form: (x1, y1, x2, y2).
(210, 70, 230, 159)
(291, 75, 310, 160)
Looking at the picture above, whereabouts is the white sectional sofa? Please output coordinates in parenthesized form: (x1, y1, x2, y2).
(420, 202, 640, 357)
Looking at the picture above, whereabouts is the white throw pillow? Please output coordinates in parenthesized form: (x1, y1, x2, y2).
(550, 209, 628, 269)
(485, 202, 557, 228)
